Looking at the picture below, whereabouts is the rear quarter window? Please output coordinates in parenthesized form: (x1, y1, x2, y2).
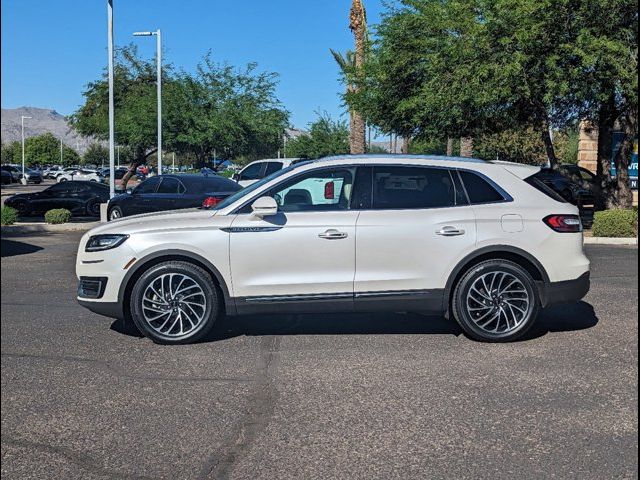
(458, 170, 508, 204)
(200, 177, 243, 193)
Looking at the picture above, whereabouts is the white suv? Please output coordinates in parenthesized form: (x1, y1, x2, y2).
(76, 155, 590, 344)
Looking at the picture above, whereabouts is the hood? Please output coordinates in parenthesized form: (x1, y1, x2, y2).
(87, 208, 219, 236)
(491, 161, 541, 179)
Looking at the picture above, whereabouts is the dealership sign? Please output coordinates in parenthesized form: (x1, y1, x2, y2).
(610, 133, 638, 189)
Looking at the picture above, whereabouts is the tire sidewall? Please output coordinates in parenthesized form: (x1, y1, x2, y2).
(453, 260, 539, 342)
(108, 206, 123, 221)
(130, 262, 219, 344)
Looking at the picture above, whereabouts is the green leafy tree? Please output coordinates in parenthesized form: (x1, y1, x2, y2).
(4, 133, 79, 167)
(286, 113, 350, 159)
(82, 143, 110, 166)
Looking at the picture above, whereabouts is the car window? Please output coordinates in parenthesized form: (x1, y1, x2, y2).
(267, 168, 354, 212)
(47, 183, 75, 194)
(239, 163, 264, 181)
(372, 166, 457, 209)
(458, 170, 507, 204)
(157, 177, 184, 194)
(264, 162, 283, 176)
(199, 176, 243, 193)
(134, 176, 161, 194)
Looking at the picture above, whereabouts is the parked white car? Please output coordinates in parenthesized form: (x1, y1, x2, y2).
(76, 155, 590, 344)
(232, 158, 302, 187)
(58, 169, 102, 183)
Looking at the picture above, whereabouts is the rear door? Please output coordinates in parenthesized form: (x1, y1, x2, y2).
(153, 177, 187, 211)
(354, 165, 476, 312)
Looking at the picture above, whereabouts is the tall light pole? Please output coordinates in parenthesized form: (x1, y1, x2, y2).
(21, 115, 32, 184)
(133, 29, 162, 175)
(107, 0, 116, 198)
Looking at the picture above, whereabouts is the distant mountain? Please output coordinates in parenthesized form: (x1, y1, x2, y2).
(1, 107, 94, 152)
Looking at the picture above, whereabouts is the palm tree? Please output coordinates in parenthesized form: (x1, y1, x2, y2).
(330, 49, 360, 153)
(348, 0, 367, 154)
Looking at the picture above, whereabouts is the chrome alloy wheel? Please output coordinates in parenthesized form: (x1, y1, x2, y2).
(141, 273, 207, 337)
(465, 271, 531, 335)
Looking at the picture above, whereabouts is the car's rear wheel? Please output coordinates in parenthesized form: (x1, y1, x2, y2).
(452, 260, 539, 342)
(108, 206, 123, 221)
(130, 261, 220, 344)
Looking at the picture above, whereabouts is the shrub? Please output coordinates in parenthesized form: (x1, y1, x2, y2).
(592, 209, 638, 238)
(44, 208, 72, 224)
(1, 207, 19, 226)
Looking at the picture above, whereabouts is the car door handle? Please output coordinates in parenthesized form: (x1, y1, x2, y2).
(436, 226, 466, 236)
(318, 229, 348, 240)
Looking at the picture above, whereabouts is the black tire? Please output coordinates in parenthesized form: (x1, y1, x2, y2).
(108, 206, 124, 221)
(86, 198, 102, 217)
(129, 261, 221, 344)
(452, 260, 539, 342)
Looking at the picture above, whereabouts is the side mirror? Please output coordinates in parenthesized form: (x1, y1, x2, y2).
(126, 187, 133, 195)
(251, 196, 278, 218)
(232, 173, 240, 182)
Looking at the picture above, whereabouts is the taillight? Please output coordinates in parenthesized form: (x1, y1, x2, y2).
(201, 196, 223, 209)
(543, 214, 583, 233)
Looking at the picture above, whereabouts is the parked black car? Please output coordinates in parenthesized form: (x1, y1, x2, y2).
(107, 174, 242, 220)
(535, 165, 596, 227)
(4, 181, 109, 216)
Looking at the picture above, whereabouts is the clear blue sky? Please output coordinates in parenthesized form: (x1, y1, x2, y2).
(1, 0, 385, 130)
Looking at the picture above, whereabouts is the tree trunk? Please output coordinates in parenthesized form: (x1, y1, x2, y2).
(612, 111, 636, 208)
(595, 92, 617, 209)
(120, 148, 156, 189)
(349, 0, 367, 155)
(446, 137, 454, 156)
(541, 126, 558, 169)
(460, 137, 474, 157)
(401, 136, 411, 154)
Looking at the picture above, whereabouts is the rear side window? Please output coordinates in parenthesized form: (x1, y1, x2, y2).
(458, 171, 507, 204)
(200, 177, 243, 193)
(157, 177, 185, 194)
(525, 173, 568, 203)
(372, 166, 457, 209)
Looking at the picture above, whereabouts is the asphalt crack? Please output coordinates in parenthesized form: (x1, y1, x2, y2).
(199, 335, 281, 480)
(1, 352, 254, 384)
(1, 436, 157, 480)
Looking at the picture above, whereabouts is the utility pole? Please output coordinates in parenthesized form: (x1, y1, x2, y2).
(133, 29, 162, 174)
(21, 115, 32, 184)
(107, 0, 116, 198)
(60, 138, 63, 164)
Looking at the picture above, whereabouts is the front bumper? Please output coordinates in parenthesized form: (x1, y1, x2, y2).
(78, 299, 124, 319)
(539, 272, 590, 308)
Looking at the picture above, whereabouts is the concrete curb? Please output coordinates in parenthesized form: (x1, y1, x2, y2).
(584, 236, 638, 245)
(1, 221, 100, 237)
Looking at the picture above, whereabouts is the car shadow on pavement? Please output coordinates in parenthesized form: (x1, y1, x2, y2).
(0, 238, 44, 258)
(109, 301, 598, 343)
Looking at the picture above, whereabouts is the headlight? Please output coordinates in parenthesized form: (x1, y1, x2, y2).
(85, 234, 129, 252)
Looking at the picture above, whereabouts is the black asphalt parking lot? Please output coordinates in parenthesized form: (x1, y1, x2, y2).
(1, 232, 637, 479)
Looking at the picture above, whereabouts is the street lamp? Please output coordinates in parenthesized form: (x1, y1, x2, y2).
(21, 115, 32, 185)
(133, 29, 162, 175)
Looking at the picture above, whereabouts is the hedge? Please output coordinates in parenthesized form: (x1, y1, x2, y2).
(44, 208, 72, 224)
(592, 208, 638, 238)
(1, 207, 19, 226)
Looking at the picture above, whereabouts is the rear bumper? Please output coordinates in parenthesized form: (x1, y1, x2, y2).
(540, 272, 590, 308)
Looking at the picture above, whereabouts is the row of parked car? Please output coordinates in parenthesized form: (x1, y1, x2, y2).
(2, 158, 599, 225)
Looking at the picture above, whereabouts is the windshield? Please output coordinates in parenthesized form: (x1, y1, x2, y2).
(212, 164, 304, 210)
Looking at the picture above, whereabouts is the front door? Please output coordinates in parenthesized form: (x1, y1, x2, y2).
(354, 165, 477, 312)
(229, 167, 359, 313)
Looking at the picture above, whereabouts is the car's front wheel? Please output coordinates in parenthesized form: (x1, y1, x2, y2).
(452, 260, 539, 342)
(130, 261, 221, 344)
(108, 206, 123, 221)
